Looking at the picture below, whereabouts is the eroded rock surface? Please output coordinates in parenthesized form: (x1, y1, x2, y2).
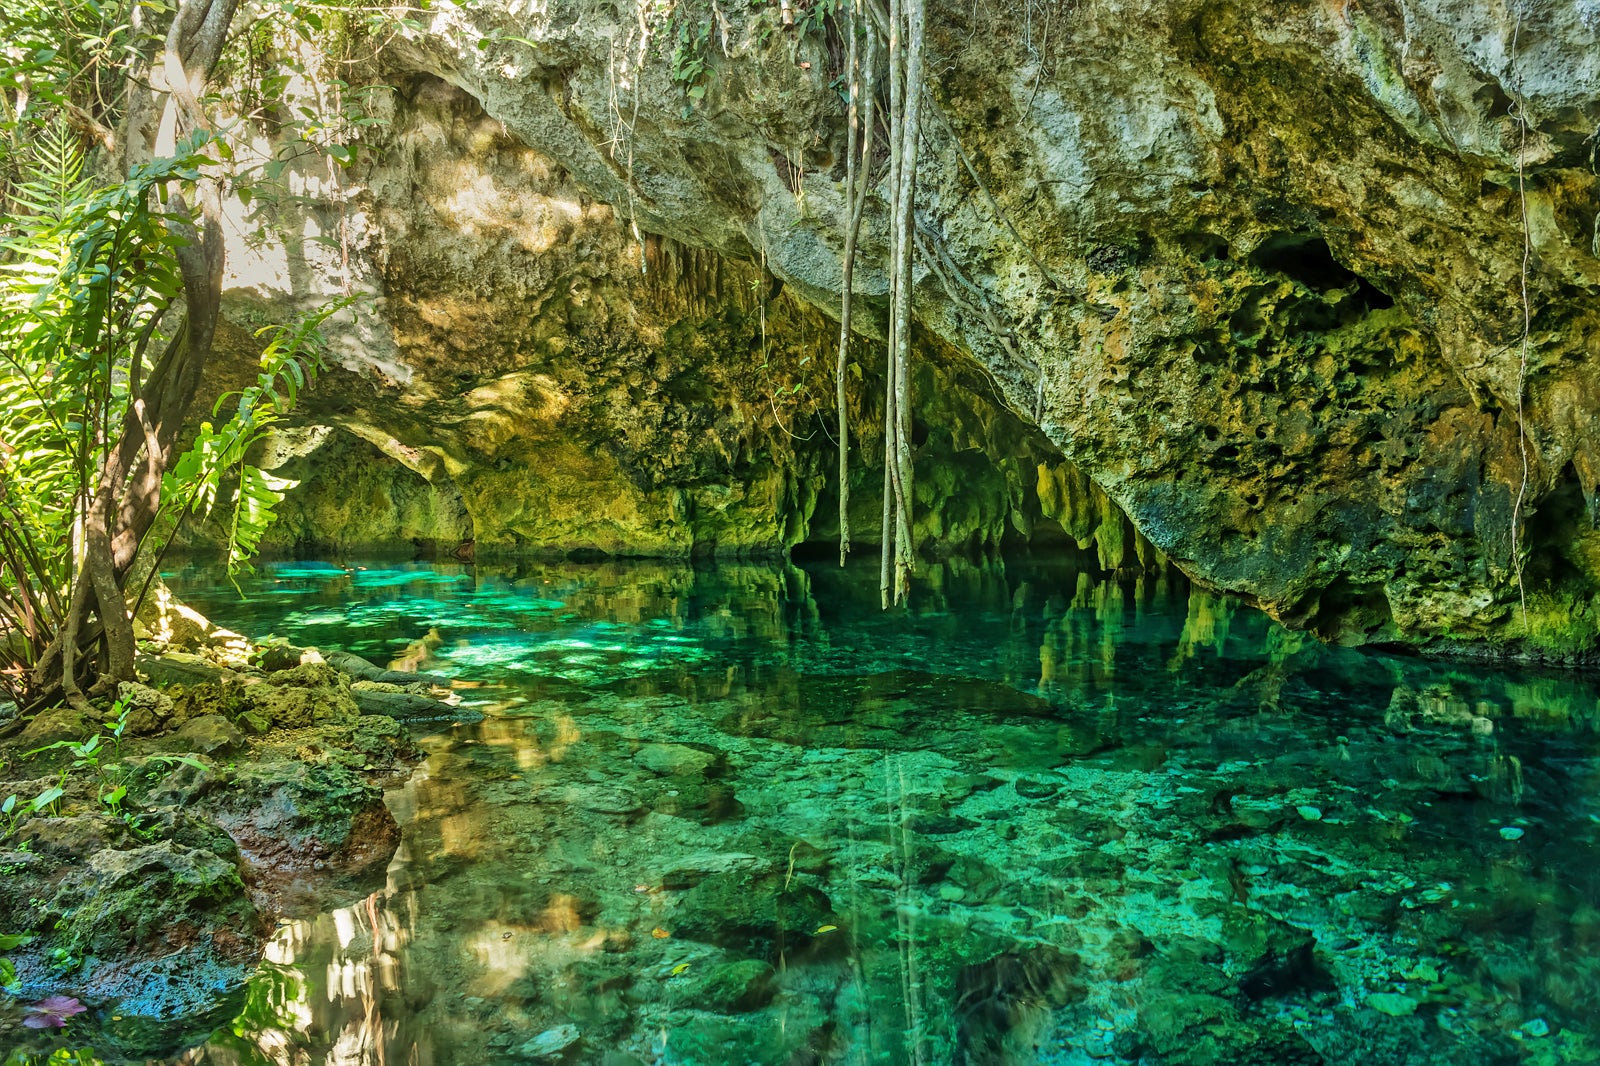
(217, 77, 1149, 570)
(0, 665, 416, 1035)
(220, 0, 1600, 657)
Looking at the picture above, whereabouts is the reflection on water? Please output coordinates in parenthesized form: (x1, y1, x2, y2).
(54, 559, 1600, 1062)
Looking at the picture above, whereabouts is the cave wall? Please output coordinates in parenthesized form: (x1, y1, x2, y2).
(216, 0, 1600, 658)
(219, 77, 1150, 567)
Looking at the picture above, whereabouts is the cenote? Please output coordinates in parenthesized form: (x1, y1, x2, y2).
(7, 5, 1600, 1062)
(10, 555, 1595, 1065)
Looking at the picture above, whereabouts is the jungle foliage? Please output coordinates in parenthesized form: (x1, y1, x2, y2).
(0, 0, 331, 709)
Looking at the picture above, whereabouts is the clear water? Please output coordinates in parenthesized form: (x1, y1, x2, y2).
(25, 558, 1600, 1064)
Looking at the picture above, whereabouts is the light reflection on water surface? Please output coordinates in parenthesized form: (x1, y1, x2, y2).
(73, 559, 1600, 1063)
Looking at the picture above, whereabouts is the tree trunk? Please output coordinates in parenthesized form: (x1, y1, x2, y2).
(36, 0, 239, 696)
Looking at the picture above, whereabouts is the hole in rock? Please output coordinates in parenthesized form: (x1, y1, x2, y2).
(1179, 230, 1231, 262)
(1523, 462, 1596, 587)
(1249, 233, 1394, 311)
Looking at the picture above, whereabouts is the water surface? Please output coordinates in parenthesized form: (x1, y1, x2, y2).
(40, 558, 1600, 1064)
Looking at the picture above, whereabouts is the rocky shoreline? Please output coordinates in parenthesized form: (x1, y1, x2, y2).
(0, 643, 474, 1060)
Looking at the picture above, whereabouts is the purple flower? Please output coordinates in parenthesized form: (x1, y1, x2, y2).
(22, 995, 87, 1028)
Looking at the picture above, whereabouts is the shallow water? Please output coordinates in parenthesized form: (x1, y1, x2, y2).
(24, 557, 1600, 1064)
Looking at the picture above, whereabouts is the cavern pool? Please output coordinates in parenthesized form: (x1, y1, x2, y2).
(43, 558, 1600, 1063)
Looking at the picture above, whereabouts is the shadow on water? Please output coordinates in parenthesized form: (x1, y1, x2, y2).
(14, 555, 1600, 1065)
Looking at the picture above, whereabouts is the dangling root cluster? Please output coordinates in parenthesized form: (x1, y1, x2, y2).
(831, 0, 925, 609)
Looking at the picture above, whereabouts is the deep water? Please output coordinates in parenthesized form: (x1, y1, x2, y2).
(29, 557, 1600, 1064)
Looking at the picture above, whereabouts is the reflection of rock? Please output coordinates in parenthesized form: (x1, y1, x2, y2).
(663, 995, 830, 1066)
(1138, 992, 1319, 1066)
(671, 869, 838, 961)
(1222, 910, 1326, 1000)
(954, 946, 1087, 1061)
(673, 960, 778, 1014)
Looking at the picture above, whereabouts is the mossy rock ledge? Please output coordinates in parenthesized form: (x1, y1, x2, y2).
(0, 662, 420, 1028)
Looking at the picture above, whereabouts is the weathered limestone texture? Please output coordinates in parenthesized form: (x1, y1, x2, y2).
(223, 76, 1149, 567)
(224, 1, 1600, 658)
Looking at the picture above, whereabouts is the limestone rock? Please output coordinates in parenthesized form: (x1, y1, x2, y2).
(517, 1024, 581, 1060)
(210, 0, 1600, 658)
(635, 742, 718, 776)
(199, 758, 400, 889)
(16, 706, 97, 749)
(118, 682, 177, 736)
(169, 714, 245, 757)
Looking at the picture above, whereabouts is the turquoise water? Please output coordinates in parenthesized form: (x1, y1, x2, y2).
(45, 559, 1600, 1063)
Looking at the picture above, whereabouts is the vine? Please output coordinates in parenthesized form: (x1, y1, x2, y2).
(1509, 3, 1531, 631)
(834, 0, 876, 565)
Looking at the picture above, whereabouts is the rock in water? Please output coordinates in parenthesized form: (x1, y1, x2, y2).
(636, 742, 717, 776)
(518, 1024, 581, 1060)
(1366, 992, 1419, 1018)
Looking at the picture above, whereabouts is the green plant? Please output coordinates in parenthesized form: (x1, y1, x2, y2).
(670, 16, 713, 99)
(0, 932, 33, 993)
(21, 697, 131, 799)
(0, 794, 23, 838)
(0, 0, 324, 710)
(150, 300, 349, 587)
(0, 698, 210, 842)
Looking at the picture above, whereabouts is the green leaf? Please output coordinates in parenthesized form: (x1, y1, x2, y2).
(28, 786, 64, 812)
(149, 754, 208, 772)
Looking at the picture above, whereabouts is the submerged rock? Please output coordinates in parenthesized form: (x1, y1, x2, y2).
(636, 742, 719, 777)
(671, 868, 838, 961)
(1367, 992, 1420, 1018)
(518, 1023, 582, 1060)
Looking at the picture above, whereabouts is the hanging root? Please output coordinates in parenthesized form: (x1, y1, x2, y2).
(878, 0, 925, 608)
(836, 0, 877, 567)
(1509, 4, 1532, 632)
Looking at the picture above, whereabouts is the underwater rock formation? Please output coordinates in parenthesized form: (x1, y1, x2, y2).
(221, 0, 1600, 657)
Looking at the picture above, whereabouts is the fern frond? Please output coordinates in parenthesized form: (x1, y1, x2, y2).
(6, 120, 91, 232)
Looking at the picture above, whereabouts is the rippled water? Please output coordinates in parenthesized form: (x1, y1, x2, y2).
(28, 557, 1600, 1064)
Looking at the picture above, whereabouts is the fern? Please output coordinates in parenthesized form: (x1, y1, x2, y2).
(154, 296, 355, 585)
(9, 122, 92, 229)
